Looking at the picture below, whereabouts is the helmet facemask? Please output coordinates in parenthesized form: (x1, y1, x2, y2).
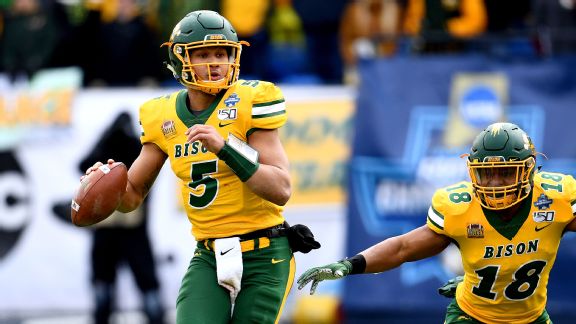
(170, 40, 242, 95)
(467, 122, 537, 210)
(468, 156, 535, 210)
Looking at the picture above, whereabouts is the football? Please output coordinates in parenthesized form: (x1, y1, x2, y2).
(71, 162, 128, 227)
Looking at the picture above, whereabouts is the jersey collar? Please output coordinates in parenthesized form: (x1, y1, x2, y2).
(482, 191, 533, 240)
(176, 89, 226, 128)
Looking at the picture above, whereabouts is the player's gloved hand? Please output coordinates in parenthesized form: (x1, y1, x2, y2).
(438, 275, 464, 298)
(297, 260, 352, 295)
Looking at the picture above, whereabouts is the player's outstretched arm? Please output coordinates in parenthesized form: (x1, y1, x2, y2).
(361, 225, 451, 273)
(297, 259, 357, 295)
(297, 225, 451, 294)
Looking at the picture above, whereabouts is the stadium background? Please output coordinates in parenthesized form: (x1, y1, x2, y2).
(1, 0, 576, 323)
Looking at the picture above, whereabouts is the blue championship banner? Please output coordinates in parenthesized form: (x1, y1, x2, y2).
(344, 56, 576, 322)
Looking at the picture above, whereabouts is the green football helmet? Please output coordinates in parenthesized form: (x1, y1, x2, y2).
(467, 122, 536, 210)
(162, 10, 244, 94)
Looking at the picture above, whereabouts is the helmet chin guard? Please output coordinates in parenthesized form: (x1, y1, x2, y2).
(469, 159, 534, 210)
(172, 40, 242, 95)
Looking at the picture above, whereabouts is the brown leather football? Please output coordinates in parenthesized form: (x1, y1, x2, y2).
(71, 162, 128, 227)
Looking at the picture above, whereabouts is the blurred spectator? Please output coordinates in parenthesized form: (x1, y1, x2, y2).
(1, 0, 60, 83)
(268, 0, 305, 48)
(0, 2, 6, 73)
(403, 0, 487, 53)
(484, 0, 532, 33)
(148, 0, 220, 86)
(221, 0, 271, 79)
(266, 0, 308, 82)
(81, 0, 162, 87)
(44, 0, 75, 69)
(152, 0, 219, 50)
(339, 0, 405, 85)
(533, 0, 576, 55)
(80, 112, 165, 324)
(482, 0, 534, 56)
(53, 112, 165, 324)
(293, 0, 348, 84)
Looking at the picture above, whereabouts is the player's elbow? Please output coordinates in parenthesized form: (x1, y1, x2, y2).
(275, 186, 292, 206)
(117, 190, 143, 213)
(270, 180, 291, 206)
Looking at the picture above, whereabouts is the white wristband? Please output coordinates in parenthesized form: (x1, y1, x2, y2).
(227, 133, 259, 164)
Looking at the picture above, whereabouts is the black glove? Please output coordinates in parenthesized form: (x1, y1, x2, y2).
(286, 224, 321, 253)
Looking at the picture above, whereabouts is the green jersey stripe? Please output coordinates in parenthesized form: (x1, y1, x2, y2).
(253, 98, 285, 107)
(252, 101, 286, 116)
(428, 206, 445, 229)
(252, 110, 286, 119)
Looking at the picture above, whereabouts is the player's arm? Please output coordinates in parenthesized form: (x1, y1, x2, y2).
(244, 128, 291, 206)
(185, 125, 291, 206)
(562, 174, 576, 232)
(565, 217, 576, 232)
(297, 225, 451, 294)
(361, 225, 451, 273)
(118, 143, 167, 212)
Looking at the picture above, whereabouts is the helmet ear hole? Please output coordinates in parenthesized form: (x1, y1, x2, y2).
(163, 61, 179, 79)
(526, 156, 535, 168)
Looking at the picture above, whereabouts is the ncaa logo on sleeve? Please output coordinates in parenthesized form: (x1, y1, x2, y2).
(224, 93, 240, 107)
(533, 193, 553, 210)
(532, 194, 555, 223)
(533, 194, 555, 224)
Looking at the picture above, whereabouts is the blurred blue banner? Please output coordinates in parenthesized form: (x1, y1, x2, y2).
(344, 55, 576, 322)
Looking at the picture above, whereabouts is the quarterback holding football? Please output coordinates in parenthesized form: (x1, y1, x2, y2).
(83, 10, 320, 323)
(298, 122, 576, 324)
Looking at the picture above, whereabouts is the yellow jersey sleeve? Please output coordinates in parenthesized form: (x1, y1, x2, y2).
(139, 91, 181, 152)
(249, 81, 287, 131)
(427, 191, 447, 234)
(427, 181, 474, 235)
(534, 171, 576, 224)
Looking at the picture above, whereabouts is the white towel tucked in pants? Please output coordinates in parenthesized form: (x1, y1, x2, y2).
(214, 237, 243, 312)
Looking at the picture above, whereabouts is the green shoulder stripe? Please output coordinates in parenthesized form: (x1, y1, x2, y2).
(427, 206, 445, 230)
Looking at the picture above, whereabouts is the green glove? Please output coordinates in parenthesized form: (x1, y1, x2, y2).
(438, 275, 464, 298)
(296, 260, 352, 295)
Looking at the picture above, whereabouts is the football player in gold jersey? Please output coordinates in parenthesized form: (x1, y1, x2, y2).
(84, 10, 297, 324)
(297, 122, 576, 323)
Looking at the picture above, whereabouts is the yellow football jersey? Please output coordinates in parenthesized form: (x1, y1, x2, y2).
(427, 172, 576, 324)
(139, 80, 287, 240)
